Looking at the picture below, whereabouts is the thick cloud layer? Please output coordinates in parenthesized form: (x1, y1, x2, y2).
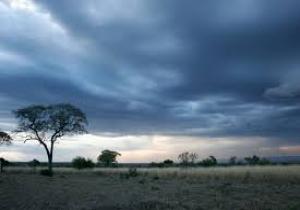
(0, 0, 300, 148)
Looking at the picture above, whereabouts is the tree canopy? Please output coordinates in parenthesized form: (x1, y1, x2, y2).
(98, 150, 121, 167)
(0, 131, 12, 145)
(13, 103, 88, 174)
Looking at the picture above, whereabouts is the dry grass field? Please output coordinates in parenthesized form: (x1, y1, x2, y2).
(1, 166, 300, 210)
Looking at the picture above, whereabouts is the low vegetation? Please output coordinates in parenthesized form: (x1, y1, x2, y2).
(97, 150, 121, 167)
(1, 165, 300, 209)
(72, 156, 95, 170)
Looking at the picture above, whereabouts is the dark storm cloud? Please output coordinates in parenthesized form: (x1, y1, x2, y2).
(1, 0, 300, 146)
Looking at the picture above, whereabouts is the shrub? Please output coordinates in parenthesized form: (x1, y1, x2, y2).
(258, 158, 271, 165)
(163, 159, 174, 166)
(199, 156, 218, 167)
(244, 155, 271, 165)
(28, 159, 40, 169)
(229, 156, 237, 165)
(245, 155, 260, 165)
(40, 169, 53, 177)
(149, 162, 165, 168)
(178, 152, 199, 166)
(0, 158, 10, 173)
(128, 168, 138, 177)
(72, 156, 95, 169)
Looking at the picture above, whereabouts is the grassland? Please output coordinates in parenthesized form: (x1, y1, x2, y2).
(1, 165, 300, 210)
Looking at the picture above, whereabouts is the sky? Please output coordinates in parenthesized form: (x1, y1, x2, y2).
(0, 0, 300, 162)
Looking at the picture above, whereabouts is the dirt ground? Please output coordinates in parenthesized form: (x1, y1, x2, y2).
(1, 173, 300, 210)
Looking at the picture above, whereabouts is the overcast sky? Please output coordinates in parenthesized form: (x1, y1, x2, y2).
(0, 0, 300, 162)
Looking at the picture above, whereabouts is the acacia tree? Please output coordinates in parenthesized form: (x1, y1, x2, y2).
(189, 152, 198, 164)
(98, 150, 121, 167)
(178, 152, 190, 166)
(0, 131, 12, 173)
(13, 104, 88, 174)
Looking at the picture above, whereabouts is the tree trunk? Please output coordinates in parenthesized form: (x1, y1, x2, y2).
(0, 161, 2, 173)
(47, 153, 53, 173)
(47, 141, 54, 174)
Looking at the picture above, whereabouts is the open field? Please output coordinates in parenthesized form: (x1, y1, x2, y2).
(1, 166, 300, 210)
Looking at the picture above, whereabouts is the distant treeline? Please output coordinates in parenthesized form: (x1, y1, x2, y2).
(4, 154, 300, 169)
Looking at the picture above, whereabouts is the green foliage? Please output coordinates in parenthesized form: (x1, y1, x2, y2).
(98, 150, 121, 167)
(72, 156, 95, 169)
(40, 169, 53, 176)
(199, 156, 218, 167)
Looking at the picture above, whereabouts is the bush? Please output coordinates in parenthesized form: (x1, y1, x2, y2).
(72, 156, 95, 169)
(244, 155, 260, 165)
(128, 168, 138, 177)
(199, 156, 218, 167)
(149, 162, 165, 168)
(0, 158, 10, 173)
(258, 158, 271, 165)
(40, 169, 53, 177)
(28, 159, 40, 168)
(163, 159, 174, 166)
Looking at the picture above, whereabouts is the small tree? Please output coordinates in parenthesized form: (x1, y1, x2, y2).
(72, 156, 95, 169)
(98, 150, 121, 167)
(0, 158, 9, 173)
(163, 159, 174, 166)
(0, 131, 12, 173)
(200, 156, 218, 167)
(13, 104, 88, 175)
(0, 132, 12, 145)
(28, 159, 40, 170)
(244, 155, 260, 165)
(178, 152, 199, 166)
(178, 152, 190, 166)
(189, 152, 198, 164)
(229, 156, 237, 165)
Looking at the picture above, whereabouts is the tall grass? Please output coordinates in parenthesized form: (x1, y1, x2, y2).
(4, 165, 300, 183)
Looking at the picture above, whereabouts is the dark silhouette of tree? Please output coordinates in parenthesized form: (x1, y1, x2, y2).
(189, 153, 198, 164)
(0, 131, 12, 173)
(163, 159, 174, 166)
(0, 131, 12, 145)
(209, 155, 217, 165)
(178, 152, 190, 166)
(13, 104, 88, 174)
(244, 155, 271, 165)
(229, 156, 237, 165)
(0, 158, 9, 173)
(98, 150, 121, 167)
(28, 159, 40, 170)
(244, 155, 260, 165)
(200, 156, 218, 167)
(178, 152, 199, 166)
(72, 156, 95, 169)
